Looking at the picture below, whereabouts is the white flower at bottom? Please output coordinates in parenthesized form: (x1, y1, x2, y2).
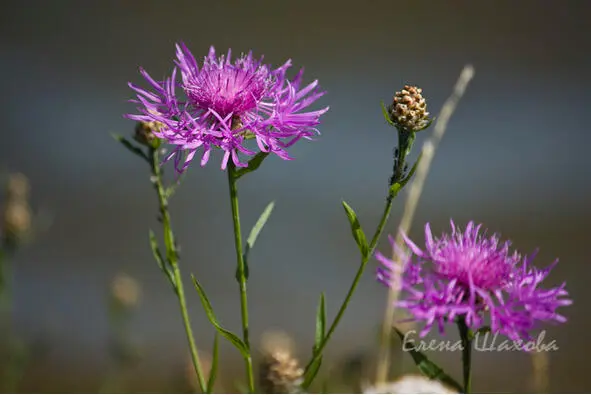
(363, 375, 457, 394)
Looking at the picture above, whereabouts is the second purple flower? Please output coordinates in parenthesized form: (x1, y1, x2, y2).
(127, 44, 329, 172)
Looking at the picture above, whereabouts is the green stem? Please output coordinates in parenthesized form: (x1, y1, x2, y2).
(303, 130, 416, 388)
(226, 163, 255, 393)
(457, 316, 472, 393)
(302, 193, 394, 387)
(150, 148, 207, 394)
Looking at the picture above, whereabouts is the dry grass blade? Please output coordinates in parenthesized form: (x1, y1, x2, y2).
(375, 65, 476, 385)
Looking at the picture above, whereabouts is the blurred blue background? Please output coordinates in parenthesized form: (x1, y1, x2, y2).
(1, 0, 590, 392)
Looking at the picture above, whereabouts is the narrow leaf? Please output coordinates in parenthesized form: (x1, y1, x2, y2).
(304, 358, 322, 389)
(314, 293, 326, 351)
(303, 293, 327, 389)
(400, 151, 423, 187)
(242, 201, 275, 281)
(206, 333, 219, 393)
(149, 230, 174, 286)
(192, 275, 250, 358)
(395, 329, 463, 392)
(234, 152, 270, 179)
(111, 133, 149, 162)
(341, 201, 369, 258)
(246, 201, 275, 251)
(389, 152, 423, 198)
(381, 101, 395, 126)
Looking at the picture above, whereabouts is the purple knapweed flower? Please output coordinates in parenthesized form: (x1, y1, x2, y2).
(126, 43, 329, 172)
(376, 220, 571, 343)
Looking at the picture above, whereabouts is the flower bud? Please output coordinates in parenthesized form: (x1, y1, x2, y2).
(134, 121, 162, 149)
(389, 85, 430, 132)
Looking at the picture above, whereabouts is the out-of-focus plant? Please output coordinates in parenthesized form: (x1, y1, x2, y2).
(100, 273, 143, 393)
(0, 172, 33, 392)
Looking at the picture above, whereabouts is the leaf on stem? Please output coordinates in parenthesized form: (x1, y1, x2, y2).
(242, 201, 275, 280)
(246, 201, 275, 252)
(394, 328, 463, 393)
(341, 201, 369, 258)
(381, 101, 395, 127)
(314, 293, 326, 352)
(191, 275, 250, 358)
(111, 133, 149, 162)
(305, 293, 326, 386)
(206, 333, 219, 393)
(389, 152, 423, 197)
(234, 152, 270, 180)
(148, 230, 174, 286)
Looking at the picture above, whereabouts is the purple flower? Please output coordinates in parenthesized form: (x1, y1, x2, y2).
(126, 44, 329, 171)
(376, 220, 571, 343)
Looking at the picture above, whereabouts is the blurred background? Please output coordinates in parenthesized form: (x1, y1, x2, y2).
(1, 0, 590, 392)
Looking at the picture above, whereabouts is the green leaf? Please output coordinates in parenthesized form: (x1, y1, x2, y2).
(341, 201, 369, 258)
(389, 152, 423, 198)
(111, 133, 149, 162)
(395, 329, 463, 392)
(192, 275, 250, 358)
(314, 293, 326, 352)
(234, 152, 270, 179)
(415, 117, 435, 132)
(246, 201, 275, 252)
(149, 230, 174, 286)
(206, 333, 219, 393)
(381, 101, 395, 126)
(241, 201, 275, 281)
(303, 293, 327, 388)
(304, 358, 322, 389)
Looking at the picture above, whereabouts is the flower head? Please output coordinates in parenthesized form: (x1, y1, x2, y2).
(126, 44, 329, 172)
(388, 85, 430, 132)
(376, 220, 571, 343)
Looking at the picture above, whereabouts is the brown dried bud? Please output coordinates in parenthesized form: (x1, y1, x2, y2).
(259, 330, 303, 394)
(389, 85, 430, 132)
(134, 121, 162, 148)
(111, 273, 141, 308)
(2, 201, 31, 241)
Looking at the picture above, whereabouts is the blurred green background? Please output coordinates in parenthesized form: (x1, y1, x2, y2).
(0, 0, 589, 392)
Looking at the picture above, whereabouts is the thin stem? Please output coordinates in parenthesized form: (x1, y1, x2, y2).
(457, 317, 472, 393)
(302, 192, 394, 387)
(226, 163, 255, 394)
(375, 65, 475, 386)
(150, 148, 207, 393)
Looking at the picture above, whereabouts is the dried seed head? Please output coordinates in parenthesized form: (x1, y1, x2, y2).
(134, 121, 162, 148)
(259, 330, 303, 394)
(2, 201, 31, 241)
(363, 375, 458, 394)
(389, 85, 430, 132)
(111, 273, 141, 308)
